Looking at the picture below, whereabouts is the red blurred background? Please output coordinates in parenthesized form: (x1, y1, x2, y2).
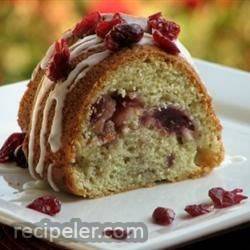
(0, 0, 249, 84)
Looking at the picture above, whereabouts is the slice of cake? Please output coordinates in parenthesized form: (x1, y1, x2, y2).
(18, 12, 224, 197)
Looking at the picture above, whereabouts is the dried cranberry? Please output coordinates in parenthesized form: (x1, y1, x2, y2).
(47, 39, 70, 82)
(152, 207, 175, 225)
(27, 195, 61, 216)
(166, 153, 175, 167)
(185, 204, 214, 217)
(148, 12, 165, 31)
(148, 12, 162, 22)
(208, 187, 248, 208)
(154, 106, 194, 135)
(0, 133, 25, 163)
(90, 95, 116, 135)
(140, 113, 156, 129)
(96, 21, 112, 38)
(101, 121, 117, 144)
(148, 12, 180, 40)
(111, 23, 144, 44)
(14, 145, 28, 168)
(73, 11, 101, 37)
(152, 30, 180, 55)
(111, 93, 144, 129)
(91, 92, 143, 143)
(148, 12, 180, 54)
(160, 21, 180, 40)
(96, 13, 125, 38)
(105, 23, 144, 51)
(104, 33, 120, 51)
(104, 229, 130, 240)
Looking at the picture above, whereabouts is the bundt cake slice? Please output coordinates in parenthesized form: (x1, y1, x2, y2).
(18, 12, 224, 197)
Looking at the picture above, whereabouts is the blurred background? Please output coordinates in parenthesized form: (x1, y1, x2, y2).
(0, 0, 249, 85)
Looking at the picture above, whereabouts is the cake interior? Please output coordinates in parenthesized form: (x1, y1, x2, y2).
(72, 56, 222, 196)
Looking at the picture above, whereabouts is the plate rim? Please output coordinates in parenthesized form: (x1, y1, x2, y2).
(0, 59, 249, 250)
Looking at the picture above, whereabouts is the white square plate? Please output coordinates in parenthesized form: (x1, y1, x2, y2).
(0, 59, 249, 250)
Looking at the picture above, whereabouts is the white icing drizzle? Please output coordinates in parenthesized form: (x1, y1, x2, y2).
(28, 77, 53, 179)
(47, 164, 59, 191)
(70, 37, 103, 59)
(32, 34, 109, 178)
(34, 51, 110, 177)
(175, 39, 194, 66)
(138, 33, 154, 45)
(22, 180, 48, 190)
(28, 13, 196, 191)
(70, 34, 98, 51)
(220, 155, 247, 168)
(48, 50, 110, 153)
(36, 89, 54, 175)
(121, 13, 148, 30)
(62, 29, 72, 39)
(0, 164, 25, 173)
(40, 43, 55, 70)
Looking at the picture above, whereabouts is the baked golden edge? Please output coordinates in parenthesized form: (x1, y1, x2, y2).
(18, 45, 224, 197)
